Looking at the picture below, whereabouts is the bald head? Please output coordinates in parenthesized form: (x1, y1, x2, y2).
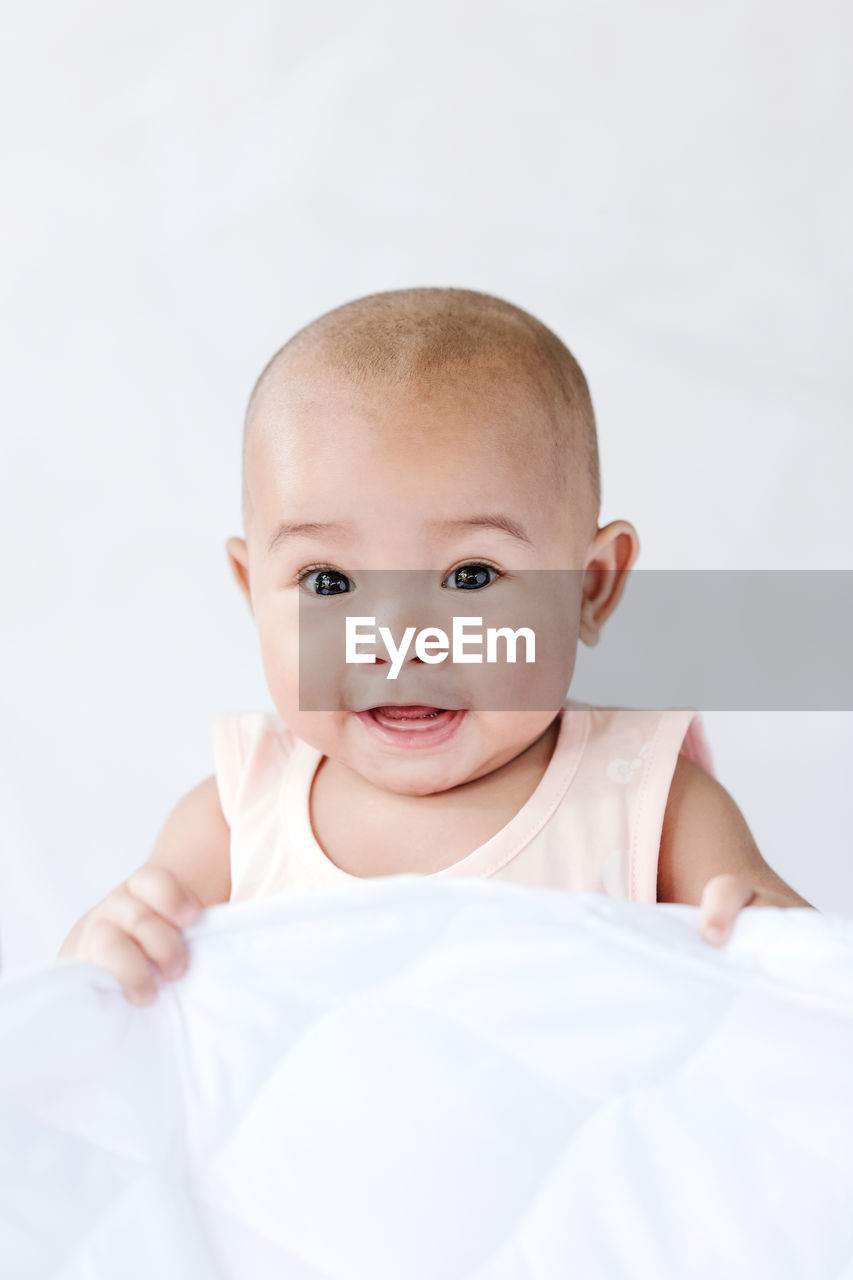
(241, 287, 601, 535)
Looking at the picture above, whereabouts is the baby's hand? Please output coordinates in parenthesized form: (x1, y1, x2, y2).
(698, 872, 758, 945)
(58, 865, 202, 1005)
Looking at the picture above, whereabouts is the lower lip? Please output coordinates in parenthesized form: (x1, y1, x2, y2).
(355, 707, 466, 749)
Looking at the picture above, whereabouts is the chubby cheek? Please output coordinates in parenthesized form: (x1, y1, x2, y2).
(254, 602, 300, 715)
(284, 709, 347, 757)
(254, 610, 344, 750)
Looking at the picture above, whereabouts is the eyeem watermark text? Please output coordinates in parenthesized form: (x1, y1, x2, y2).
(346, 616, 536, 680)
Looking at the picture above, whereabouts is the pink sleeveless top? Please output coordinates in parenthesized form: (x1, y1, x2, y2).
(211, 699, 714, 905)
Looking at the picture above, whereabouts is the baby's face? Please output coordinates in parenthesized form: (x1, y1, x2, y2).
(228, 358, 620, 796)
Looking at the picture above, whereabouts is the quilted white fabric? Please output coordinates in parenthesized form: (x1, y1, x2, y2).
(1, 875, 852, 1280)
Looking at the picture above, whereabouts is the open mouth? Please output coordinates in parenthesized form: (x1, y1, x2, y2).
(369, 705, 448, 721)
(355, 704, 467, 747)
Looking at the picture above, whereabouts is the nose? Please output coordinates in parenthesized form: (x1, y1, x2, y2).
(361, 571, 434, 648)
(368, 652, 424, 669)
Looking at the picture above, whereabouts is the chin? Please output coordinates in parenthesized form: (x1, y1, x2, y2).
(368, 760, 468, 797)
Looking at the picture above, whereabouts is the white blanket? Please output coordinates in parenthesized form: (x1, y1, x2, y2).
(1, 875, 852, 1280)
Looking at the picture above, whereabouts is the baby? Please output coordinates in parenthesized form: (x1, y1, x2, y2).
(59, 287, 814, 1003)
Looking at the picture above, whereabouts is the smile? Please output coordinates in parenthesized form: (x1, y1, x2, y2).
(355, 706, 467, 748)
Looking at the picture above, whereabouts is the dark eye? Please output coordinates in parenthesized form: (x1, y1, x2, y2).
(299, 567, 352, 596)
(443, 562, 502, 590)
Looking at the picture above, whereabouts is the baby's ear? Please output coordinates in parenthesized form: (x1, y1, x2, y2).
(578, 574, 611, 646)
(578, 521, 640, 645)
(578, 600, 602, 647)
(225, 537, 253, 614)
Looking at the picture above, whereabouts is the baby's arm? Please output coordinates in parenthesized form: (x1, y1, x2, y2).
(657, 753, 815, 945)
(58, 776, 231, 1003)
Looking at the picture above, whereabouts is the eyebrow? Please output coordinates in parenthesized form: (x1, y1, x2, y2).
(266, 512, 533, 554)
(429, 513, 533, 546)
(267, 520, 351, 554)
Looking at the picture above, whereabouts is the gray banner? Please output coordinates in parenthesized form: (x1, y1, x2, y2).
(297, 570, 853, 711)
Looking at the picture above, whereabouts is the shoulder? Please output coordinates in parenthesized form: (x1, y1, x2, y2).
(657, 753, 813, 907)
(147, 774, 232, 906)
(211, 711, 296, 816)
(212, 710, 295, 760)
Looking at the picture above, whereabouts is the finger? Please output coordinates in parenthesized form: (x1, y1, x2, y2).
(86, 919, 160, 1004)
(700, 874, 756, 944)
(126, 865, 202, 928)
(108, 889, 191, 979)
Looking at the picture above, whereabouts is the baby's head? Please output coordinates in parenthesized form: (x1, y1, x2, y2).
(227, 287, 638, 796)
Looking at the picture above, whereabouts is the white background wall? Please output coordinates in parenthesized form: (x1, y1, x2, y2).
(1, 0, 851, 969)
